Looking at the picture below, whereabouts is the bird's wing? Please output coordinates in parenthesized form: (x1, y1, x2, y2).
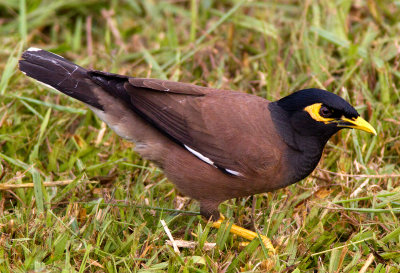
(124, 78, 281, 176)
(128, 78, 214, 95)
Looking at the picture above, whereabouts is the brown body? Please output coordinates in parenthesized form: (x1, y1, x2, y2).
(90, 78, 288, 218)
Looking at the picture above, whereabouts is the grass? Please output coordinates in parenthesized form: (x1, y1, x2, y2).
(0, 0, 400, 271)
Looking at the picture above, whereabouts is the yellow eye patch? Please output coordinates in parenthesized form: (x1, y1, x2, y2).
(304, 103, 334, 123)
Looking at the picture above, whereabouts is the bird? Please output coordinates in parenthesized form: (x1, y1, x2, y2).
(19, 47, 376, 255)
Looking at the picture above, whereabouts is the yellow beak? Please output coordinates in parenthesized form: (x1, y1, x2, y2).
(339, 116, 377, 135)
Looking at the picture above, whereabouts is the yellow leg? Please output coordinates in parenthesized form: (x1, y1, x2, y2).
(211, 216, 276, 256)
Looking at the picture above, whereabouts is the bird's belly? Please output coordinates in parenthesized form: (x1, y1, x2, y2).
(161, 146, 284, 202)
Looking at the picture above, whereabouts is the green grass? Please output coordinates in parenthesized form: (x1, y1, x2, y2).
(1, 0, 400, 272)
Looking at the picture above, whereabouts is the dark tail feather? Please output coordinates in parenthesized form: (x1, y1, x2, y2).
(19, 48, 103, 110)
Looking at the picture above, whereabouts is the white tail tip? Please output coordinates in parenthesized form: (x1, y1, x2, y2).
(27, 47, 42, 52)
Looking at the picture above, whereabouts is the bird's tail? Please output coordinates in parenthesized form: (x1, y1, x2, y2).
(19, 47, 103, 109)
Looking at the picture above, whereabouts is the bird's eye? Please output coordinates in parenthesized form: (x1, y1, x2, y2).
(319, 105, 333, 118)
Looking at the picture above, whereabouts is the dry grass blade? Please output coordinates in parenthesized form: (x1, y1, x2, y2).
(161, 219, 180, 254)
(318, 168, 400, 179)
(358, 254, 375, 273)
(166, 239, 216, 251)
(0, 180, 98, 190)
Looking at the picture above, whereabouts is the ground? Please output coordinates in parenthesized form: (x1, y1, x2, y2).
(0, 0, 400, 272)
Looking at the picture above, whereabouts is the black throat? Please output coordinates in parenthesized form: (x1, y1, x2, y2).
(268, 102, 337, 186)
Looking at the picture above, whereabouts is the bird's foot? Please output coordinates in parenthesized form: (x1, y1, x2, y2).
(211, 215, 276, 257)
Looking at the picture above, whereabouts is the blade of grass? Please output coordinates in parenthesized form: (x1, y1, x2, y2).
(381, 226, 400, 243)
(333, 192, 398, 204)
(196, 1, 245, 46)
(329, 207, 400, 213)
(32, 168, 44, 211)
(162, 0, 245, 72)
(311, 237, 373, 257)
(0, 151, 44, 211)
(19, 0, 27, 43)
(29, 108, 51, 163)
(0, 43, 22, 95)
(141, 48, 167, 79)
(72, 17, 83, 51)
(19, 99, 44, 120)
(8, 94, 87, 114)
(78, 244, 92, 273)
(190, 0, 198, 43)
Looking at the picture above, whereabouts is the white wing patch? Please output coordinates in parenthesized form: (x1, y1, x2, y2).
(225, 169, 242, 176)
(184, 145, 214, 165)
(183, 145, 242, 176)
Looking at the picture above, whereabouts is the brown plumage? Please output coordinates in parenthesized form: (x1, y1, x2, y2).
(19, 48, 376, 221)
(85, 73, 286, 219)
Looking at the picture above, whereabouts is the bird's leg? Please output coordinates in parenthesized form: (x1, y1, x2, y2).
(200, 202, 276, 256)
(211, 214, 276, 256)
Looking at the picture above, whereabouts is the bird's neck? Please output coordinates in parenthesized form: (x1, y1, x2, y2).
(285, 136, 327, 184)
(268, 102, 332, 186)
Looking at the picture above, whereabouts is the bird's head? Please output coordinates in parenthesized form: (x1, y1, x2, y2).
(275, 88, 376, 140)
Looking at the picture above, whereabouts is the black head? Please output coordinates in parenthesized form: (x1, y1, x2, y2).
(269, 88, 376, 185)
(275, 88, 376, 139)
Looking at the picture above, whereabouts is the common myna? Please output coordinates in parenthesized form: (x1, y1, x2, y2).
(19, 48, 376, 254)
